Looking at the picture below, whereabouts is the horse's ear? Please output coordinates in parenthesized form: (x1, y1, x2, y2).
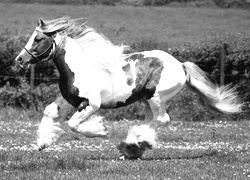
(37, 18, 45, 27)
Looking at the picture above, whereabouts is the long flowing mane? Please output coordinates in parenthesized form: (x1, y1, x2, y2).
(37, 16, 131, 70)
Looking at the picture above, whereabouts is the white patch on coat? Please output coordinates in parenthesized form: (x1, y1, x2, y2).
(15, 30, 38, 60)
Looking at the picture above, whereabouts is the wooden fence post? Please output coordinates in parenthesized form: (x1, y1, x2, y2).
(220, 43, 227, 86)
(30, 64, 35, 89)
(30, 64, 38, 111)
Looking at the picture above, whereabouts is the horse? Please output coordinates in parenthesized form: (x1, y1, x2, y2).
(15, 17, 243, 159)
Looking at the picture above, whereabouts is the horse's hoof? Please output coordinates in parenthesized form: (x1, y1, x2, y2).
(38, 144, 46, 151)
(117, 142, 144, 160)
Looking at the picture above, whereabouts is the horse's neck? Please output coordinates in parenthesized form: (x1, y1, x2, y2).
(53, 35, 99, 83)
(52, 49, 73, 79)
(54, 34, 126, 79)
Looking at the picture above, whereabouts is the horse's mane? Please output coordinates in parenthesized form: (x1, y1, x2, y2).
(37, 16, 131, 70)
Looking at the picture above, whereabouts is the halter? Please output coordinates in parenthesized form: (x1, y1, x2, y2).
(24, 38, 56, 64)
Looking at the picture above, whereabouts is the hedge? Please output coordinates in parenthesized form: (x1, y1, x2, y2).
(0, 32, 249, 120)
(2, 0, 250, 8)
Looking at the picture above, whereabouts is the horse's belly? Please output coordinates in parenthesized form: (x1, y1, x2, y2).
(100, 73, 135, 109)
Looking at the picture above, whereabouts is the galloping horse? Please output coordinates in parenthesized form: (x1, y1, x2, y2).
(15, 17, 243, 159)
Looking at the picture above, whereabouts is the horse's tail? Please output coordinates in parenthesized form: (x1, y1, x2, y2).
(182, 61, 243, 114)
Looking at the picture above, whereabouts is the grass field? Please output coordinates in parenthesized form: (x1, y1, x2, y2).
(0, 2, 250, 179)
(0, 108, 250, 179)
(0, 3, 250, 45)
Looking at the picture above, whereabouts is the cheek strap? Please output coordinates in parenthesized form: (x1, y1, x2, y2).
(24, 39, 55, 64)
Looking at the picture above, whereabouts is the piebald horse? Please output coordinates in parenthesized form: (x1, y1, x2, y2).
(15, 17, 243, 159)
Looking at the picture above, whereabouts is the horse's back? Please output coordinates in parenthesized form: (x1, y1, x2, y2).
(140, 50, 183, 67)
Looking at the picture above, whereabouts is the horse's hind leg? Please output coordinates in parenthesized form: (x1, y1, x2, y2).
(147, 97, 171, 127)
(143, 99, 154, 121)
(119, 86, 185, 159)
(37, 96, 75, 150)
(118, 97, 169, 159)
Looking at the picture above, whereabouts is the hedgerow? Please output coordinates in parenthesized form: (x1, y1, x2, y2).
(213, 0, 250, 8)
(0, 32, 249, 121)
(3, 0, 250, 8)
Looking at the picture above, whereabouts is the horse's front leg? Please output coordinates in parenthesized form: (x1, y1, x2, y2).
(67, 94, 108, 138)
(37, 95, 75, 150)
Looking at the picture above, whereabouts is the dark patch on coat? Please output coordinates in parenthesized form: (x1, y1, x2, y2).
(128, 53, 144, 61)
(122, 63, 134, 86)
(135, 57, 163, 89)
(53, 49, 89, 108)
(113, 55, 164, 108)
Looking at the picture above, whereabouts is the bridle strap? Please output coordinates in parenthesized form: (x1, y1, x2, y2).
(24, 39, 55, 64)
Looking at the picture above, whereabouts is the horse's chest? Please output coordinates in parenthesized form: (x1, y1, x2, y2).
(54, 50, 88, 108)
(59, 75, 86, 108)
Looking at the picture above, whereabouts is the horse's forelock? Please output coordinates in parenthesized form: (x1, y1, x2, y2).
(37, 17, 73, 34)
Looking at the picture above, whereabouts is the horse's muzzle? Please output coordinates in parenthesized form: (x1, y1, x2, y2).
(15, 54, 32, 69)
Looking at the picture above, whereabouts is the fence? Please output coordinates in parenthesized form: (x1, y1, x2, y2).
(0, 43, 234, 88)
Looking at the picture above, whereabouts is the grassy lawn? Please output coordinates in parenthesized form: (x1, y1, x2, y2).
(0, 108, 249, 179)
(0, 3, 250, 45)
(0, 2, 250, 179)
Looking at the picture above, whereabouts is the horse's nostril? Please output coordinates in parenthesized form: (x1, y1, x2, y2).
(16, 56, 23, 63)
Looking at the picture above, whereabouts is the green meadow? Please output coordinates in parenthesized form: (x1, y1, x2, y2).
(0, 108, 250, 179)
(0, 2, 250, 179)
(1, 3, 250, 44)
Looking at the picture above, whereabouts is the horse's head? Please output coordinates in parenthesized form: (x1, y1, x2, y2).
(15, 19, 56, 68)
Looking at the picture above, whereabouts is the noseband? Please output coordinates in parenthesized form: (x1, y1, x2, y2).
(24, 38, 56, 64)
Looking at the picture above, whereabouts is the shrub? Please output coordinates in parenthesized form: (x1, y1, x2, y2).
(0, 32, 249, 121)
(121, 0, 205, 6)
(172, 33, 250, 105)
(0, 79, 32, 109)
(0, 30, 29, 86)
(125, 0, 180, 6)
(130, 37, 170, 52)
(3, 0, 117, 5)
(0, 79, 60, 110)
(212, 0, 250, 8)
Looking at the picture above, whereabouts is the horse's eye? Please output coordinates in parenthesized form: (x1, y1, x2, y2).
(34, 36, 42, 42)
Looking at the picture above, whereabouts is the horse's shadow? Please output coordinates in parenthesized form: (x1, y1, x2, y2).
(86, 148, 230, 161)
